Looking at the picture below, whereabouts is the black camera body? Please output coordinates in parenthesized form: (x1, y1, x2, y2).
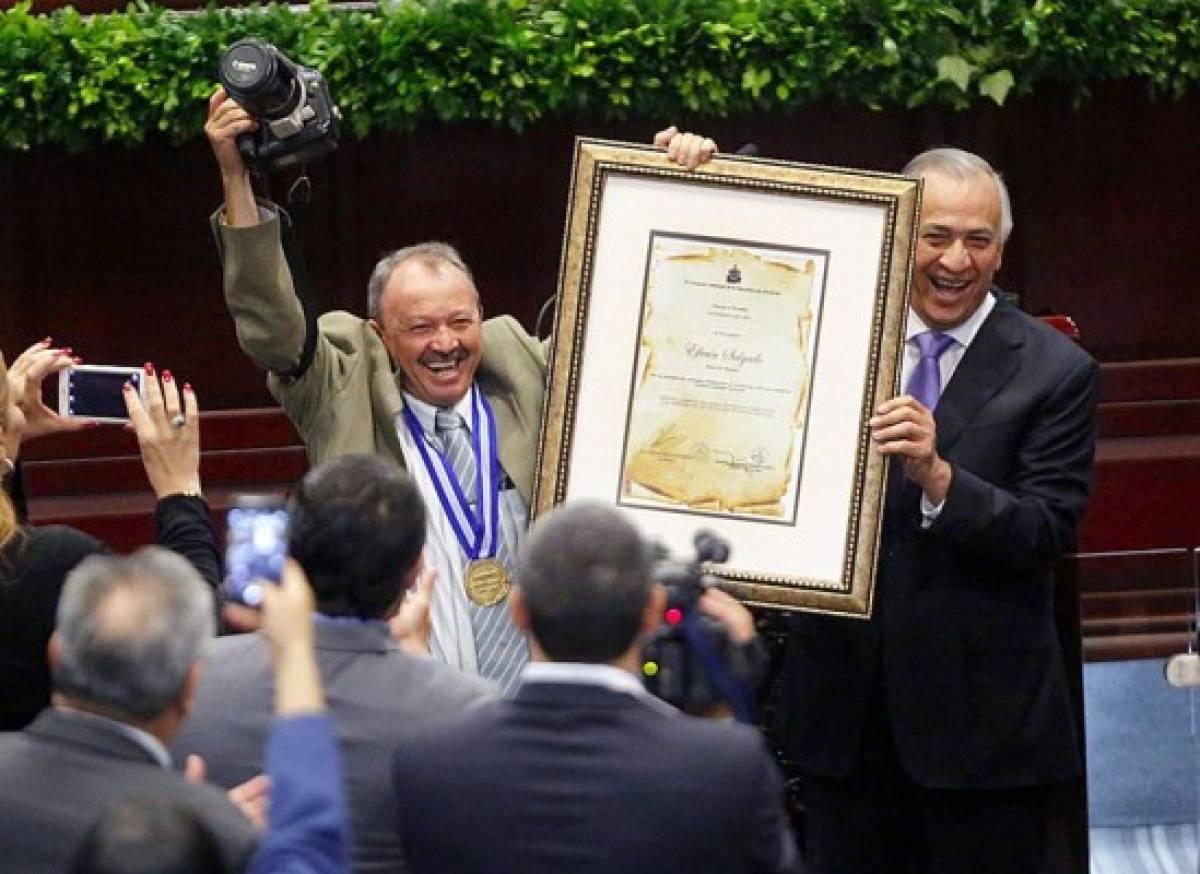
(642, 532, 741, 713)
(218, 39, 341, 175)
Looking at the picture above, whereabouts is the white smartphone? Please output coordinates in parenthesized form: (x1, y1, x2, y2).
(58, 364, 147, 423)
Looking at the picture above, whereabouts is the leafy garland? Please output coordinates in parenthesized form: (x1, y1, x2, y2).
(1, 0, 1198, 151)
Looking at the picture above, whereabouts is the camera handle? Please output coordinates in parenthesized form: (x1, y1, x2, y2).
(275, 173, 320, 382)
(678, 608, 756, 724)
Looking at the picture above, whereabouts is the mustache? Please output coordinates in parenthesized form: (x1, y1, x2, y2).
(418, 347, 470, 367)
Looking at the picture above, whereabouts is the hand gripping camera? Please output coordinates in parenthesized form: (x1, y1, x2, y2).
(641, 532, 761, 720)
(218, 39, 342, 175)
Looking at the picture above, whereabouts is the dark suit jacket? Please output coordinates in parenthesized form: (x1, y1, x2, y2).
(0, 709, 256, 873)
(776, 297, 1098, 789)
(173, 620, 494, 873)
(392, 679, 799, 874)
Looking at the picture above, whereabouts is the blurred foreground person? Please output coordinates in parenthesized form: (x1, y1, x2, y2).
(74, 560, 350, 874)
(0, 549, 257, 872)
(174, 454, 493, 872)
(391, 500, 799, 874)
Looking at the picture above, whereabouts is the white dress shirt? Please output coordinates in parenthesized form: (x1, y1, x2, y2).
(397, 389, 529, 673)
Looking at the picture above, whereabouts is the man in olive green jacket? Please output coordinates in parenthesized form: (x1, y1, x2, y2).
(205, 88, 545, 688)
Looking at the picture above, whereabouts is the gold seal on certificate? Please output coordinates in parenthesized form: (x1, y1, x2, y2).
(465, 558, 511, 606)
(618, 233, 827, 523)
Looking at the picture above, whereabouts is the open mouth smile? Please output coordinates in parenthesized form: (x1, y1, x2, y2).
(929, 275, 973, 293)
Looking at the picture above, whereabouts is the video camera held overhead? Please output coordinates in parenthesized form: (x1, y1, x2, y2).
(218, 38, 341, 175)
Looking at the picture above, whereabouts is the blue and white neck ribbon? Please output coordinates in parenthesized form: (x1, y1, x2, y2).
(401, 386, 502, 561)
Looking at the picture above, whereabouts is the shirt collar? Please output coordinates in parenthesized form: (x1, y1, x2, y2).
(55, 707, 173, 769)
(402, 387, 476, 438)
(521, 661, 675, 713)
(905, 290, 996, 349)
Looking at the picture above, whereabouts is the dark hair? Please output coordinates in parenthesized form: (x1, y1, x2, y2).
(517, 501, 653, 663)
(288, 454, 426, 619)
(72, 798, 224, 874)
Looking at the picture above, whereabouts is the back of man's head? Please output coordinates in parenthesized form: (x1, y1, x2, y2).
(72, 798, 223, 874)
(288, 453, 426, 619)
(517, 501, 653, 663)
(53, 548, 214, 721)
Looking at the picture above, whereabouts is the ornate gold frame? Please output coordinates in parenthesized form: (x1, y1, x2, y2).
(532, 138, 920, 617)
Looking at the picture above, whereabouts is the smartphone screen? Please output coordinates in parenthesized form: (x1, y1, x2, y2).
(224, 496, 289, 607)
(60, 366, 144, 422)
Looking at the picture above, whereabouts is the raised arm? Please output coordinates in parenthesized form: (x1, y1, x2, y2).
(247, 560, 350, 874)
(206, 87, 261, 229)
(124, 367, 220, 591)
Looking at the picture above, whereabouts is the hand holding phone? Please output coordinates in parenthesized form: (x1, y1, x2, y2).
(224, 494, 289, 607)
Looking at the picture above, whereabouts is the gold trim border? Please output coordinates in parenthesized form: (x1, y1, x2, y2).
(532, 138, 920, 618)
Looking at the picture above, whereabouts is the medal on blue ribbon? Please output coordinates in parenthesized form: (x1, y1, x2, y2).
(401, 387, 510, 605)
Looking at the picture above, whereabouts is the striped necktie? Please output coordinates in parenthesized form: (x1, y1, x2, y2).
(434, 407, 528, 694)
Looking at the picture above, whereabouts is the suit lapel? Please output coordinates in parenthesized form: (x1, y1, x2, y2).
(479, 373, 534, 506)
(368, 328, 409, 468)
(935, 302, 1023, 454)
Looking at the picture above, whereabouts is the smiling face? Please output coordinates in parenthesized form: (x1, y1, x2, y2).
(372, 259, 483, 408)
(911, 170, 1005, 330)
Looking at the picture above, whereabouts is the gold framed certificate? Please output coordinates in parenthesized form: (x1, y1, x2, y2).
(533, 139, 919, 617)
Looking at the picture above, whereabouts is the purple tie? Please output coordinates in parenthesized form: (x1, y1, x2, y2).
(906, 331, 956, 411)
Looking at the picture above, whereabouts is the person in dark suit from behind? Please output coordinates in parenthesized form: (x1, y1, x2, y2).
(0, 548, 258, 873)
(173, 453, 494, 874)
(76, 558, 352, 874)
(391, 500, 800, 874)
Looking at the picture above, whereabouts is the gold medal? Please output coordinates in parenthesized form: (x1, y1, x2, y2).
(465, 558, 511, 607)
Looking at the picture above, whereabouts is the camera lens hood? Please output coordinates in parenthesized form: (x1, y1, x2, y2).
(218, 38, 299, 119)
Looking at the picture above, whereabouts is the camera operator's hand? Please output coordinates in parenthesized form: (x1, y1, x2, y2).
(123, 364, 202, 500)
(698, 587, 756, 645)
(205, 87, 260, 228)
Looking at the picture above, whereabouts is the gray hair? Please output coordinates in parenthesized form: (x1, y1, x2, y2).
(366, 241, 477, 320)
(54, 547, 215, 720)
(517, 501, 654, 663)
(903, 147, 1013, 243)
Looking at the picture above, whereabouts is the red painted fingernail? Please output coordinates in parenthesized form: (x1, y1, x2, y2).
(162, 370, 173, 382)
(184, 383, 193, 393)
(123, 382, 133, 391)
(41, 336, 52, 345)
(144, 362, 154, 375)
(63, 347, 72, 355)
(72, 357, 82, 364)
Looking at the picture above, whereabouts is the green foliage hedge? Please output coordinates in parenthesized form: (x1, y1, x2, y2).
(1, 0, 1198, 151)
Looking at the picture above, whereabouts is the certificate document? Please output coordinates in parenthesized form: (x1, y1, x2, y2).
(618, 231, 828, 523)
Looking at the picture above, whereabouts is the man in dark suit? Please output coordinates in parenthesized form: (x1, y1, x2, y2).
(766, 148, 1099, 873)
(0, 548, 258, 873)
(391, 500, 800, 874)
(173, 453, 494, 873)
